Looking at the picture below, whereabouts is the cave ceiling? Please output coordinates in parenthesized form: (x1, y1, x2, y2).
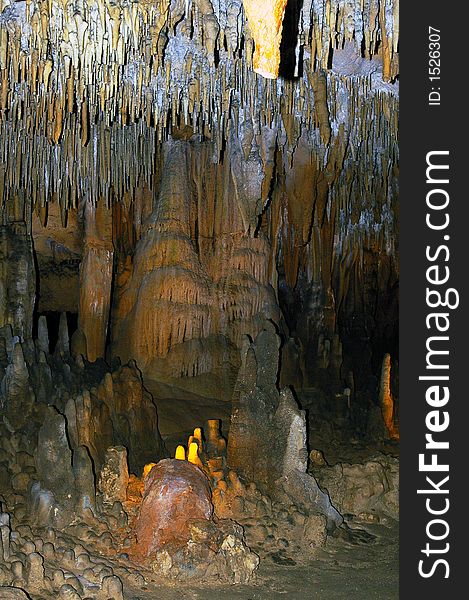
(0, 0, 398, 211)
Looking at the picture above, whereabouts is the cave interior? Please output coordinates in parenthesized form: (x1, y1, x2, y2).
(0, 0, 399, 598)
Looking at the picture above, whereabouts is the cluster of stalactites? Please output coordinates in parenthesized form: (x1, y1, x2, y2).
(0, 0, 398, 210)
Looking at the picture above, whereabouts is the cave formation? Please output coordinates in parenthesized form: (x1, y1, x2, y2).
(0, 0, 399, 598)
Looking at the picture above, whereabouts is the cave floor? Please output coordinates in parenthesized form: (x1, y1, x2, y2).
(135, 382, 398, 599)
(122, 521, 398, 600)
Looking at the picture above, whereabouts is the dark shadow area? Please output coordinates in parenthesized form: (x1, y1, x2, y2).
(279, 0, 304, 79)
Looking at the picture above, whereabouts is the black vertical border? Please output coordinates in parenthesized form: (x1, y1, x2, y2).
(400, 1, 469, 597)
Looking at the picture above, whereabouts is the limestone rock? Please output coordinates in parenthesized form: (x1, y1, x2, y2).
(316, 454, 399, 521)
(0, 223, 36, 340)
(214, 519, 259, 583)
(242, 0, 288, 79)
(302, 514, 328, 549)
(25, 552, 45, 591)
(0, 589, 31, 600)
(37, 316, 50, 355)
(36, 407, 75, 509)
(228, 326, 281, 486)
(28, 483, 59, 527)
(55, 313, 70, 356)
(0, 342, 35, 430)
(77, 200, 114, 362)
(97, 447, 129, 505)
(111, 141, 271, 401)
(72, 446, 96, 514)
(228, 330, 342, 529)
(64, 362, 166, 474)
(107, 362, 166, 473)
(147, 517, 259, 583)
(0, 511, 11, 561)
(100, 575, 124, 600)
(309, 449, 327, 467)
(134, 458, 212, 556)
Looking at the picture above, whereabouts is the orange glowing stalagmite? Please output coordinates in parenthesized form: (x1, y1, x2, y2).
(193, 427, 203, 448)
(380, 353, 399, 440)
(242, 0, 288, 79)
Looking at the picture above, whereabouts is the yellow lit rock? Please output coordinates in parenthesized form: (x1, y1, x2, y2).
(193, 427, 203, 447)
(143, 462, 157, 478)
(242, 0, 288, 79)
(379, 353, 399, 440)
(188, 442, 203, 468)
(175, 445, 186, 460)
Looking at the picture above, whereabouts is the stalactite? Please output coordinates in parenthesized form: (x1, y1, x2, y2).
(308, 71, 331, 147)
(242, 0, 288, 79)
(0, 0, 398, 213)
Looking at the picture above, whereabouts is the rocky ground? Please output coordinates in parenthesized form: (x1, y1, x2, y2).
(114, 521, 398, 600)
(0, 326, 399, 600)
(1, 525, 398, 600)
(1, 420, 399, 600)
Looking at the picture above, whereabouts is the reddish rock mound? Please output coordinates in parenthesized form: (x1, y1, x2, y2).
(134, 459, 212, 556)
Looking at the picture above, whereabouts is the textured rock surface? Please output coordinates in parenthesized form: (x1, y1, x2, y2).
(129, 457, 260, 583)
(77, 200, 114, 362)
(242, 0, 288, 79)
(111, 140, 279, 399)
(0, 308, 398, 596)
(97, 447, 129, 506)
(0, 0, 399, 596)
(0, 0, 398, 209)
(316, 454, 399, 521)
(0, 224, 36, 340)
(0, 325, 166, 530)
(227, 326, 281, 486)
(228, 326, 342, 529)
(36, 407, 76, 509)
(1, 341, 35, 430)
(0, 588, 30, 599)
(134, 459, 213, 556)
(1, 0, 399, 418)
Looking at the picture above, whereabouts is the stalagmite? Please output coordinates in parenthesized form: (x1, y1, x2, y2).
(206, 419, 224, 456)
(143, 463, 157, 478)
(175, 446, 186, 460)
(193, 427, 203, 449)
(0, 223, 36, 339)
(379, 353, 398, 440)
(0, 513, 10, 561)
(188, 442, 204, 469)
(55, 313, 70, 355)
(37, 316, 50, 354)
(98, 446, 129, 505)
(309, 71, 331, 146)
(134, 459, 213, 557)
